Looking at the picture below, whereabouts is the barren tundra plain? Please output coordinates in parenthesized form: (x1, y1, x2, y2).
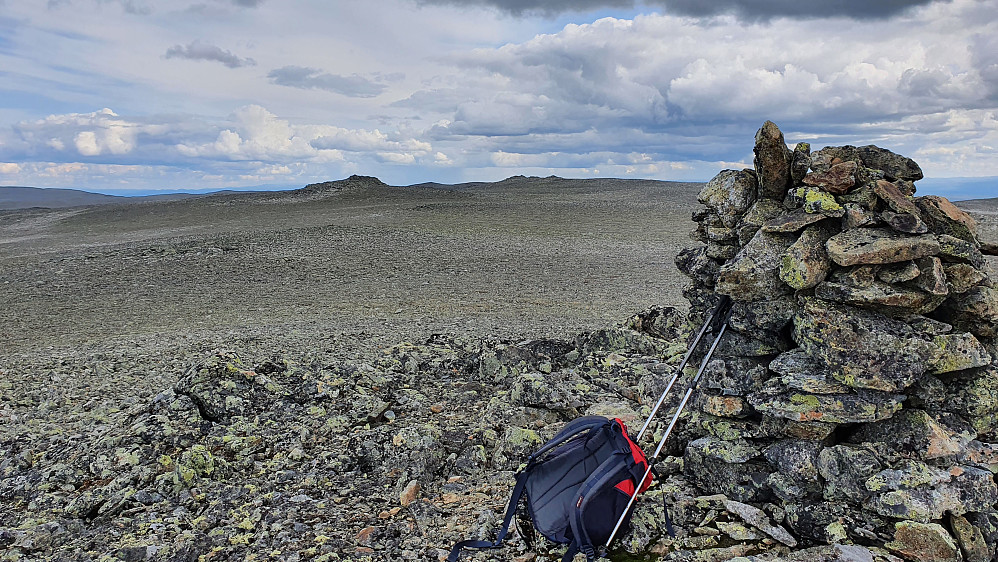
(1, 176, 996, 561)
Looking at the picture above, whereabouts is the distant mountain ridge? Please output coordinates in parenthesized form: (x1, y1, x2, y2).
(0, 186, 204, 210)
(4, 173, 996, 211)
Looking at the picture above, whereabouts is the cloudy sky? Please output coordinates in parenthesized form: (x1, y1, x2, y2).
(0, 0, 996, 196)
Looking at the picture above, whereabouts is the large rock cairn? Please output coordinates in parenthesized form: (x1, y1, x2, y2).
(676, 121, 998, 561)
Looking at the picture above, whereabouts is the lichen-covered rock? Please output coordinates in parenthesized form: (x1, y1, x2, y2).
(676, 246, 721, 288)
(762, 209, 831, 233)
(950, 513, 992, 562)
(842, 203, 879, 229)
(885, 521, 961, 561)
(916, 195, 979, 243)
(754, 121, 793, 200)
(934, 285, 998, 338)
(747, 387, 904, 424)
(793, 298, 935, 392)
(926, 332, 991, 374)
(944, 263, 989, 294)
(699, 169, 759, 227)
(865, 463, 997, 521)
(816, 445, 882, 502)
(798, 186, 846, 217)
(939, 365, 998, 435)
(738, 198, 786, 245)
(881, 209, 929, 234)
(913, 256, 948, 295)
(790, 142, 811, 184)
(780, 223, 837, 290)
(825, 228, 940, 267)
(768, 351, 851, 394)
(878, 260, 920, 283)
(684, 437, 773, 503)
(937, 233, 986, 268)
(850, 409, 970, 462)
(815, 278, 939, 313)
(729, 297, 796, 335)
(801, 160, 857, 195)
(716, 230, 796, 301)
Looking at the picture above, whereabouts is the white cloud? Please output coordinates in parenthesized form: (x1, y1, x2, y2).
(74, 131, 100, 155)
(0, 162, 21, 174)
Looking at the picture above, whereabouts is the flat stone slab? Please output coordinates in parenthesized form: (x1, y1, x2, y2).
(815, 279, 939, 313)
(748, 388, 904, 424)
(762, 209, 830, 233)
(825, 228, 940, 266)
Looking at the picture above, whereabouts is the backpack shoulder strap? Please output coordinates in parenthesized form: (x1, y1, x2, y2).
(568, 451, 630, 561)
(528, 416, 609, 462)
(447, 468, 530, 561)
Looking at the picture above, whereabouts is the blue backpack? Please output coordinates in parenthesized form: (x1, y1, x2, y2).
(448, 416, 669, 562)
(448, 296, 733, 561)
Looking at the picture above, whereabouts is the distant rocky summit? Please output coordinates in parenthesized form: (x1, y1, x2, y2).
(1, 123, 995, 562)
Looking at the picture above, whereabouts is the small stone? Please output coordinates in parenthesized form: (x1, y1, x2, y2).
(801, 160, 858, 194)
(762, 209, 831, 233)
(400, 480, 421, 507)
(817, 445, 882, 502)
(937, 233, 986, 268)
(676, 246, 721, 288)
(881, 209, 928, 234)
(912, 256, 948, 296)
(927, 332, 991, 374)
(748, 389, 904, 424)
(872, 179, 919, 215)
(934, 286, 998, 338)
(754, 121, 793, 200)
(950, 513, 991, 562)
(841, 203, 879, 229)
(355, 526, 377, 546)
(856, 145, 924, 181)
(815, 279, 937, 313)
(699, 395, 747, 418)
(943, 263, 987, 293)
(877, 261, 920, 283)
(791, 142, 811, 184)
(738, 198, 786, 245)
(851, 409, 966, 461)
(724, 499, 798, 547)
(430, 403, 444, 413)
(779, 223, 836, 290)
(715, 521, 761, 540)
(916, 195, 979, 243)
(839, 184, 880, 210)
(706, 242, 739, 261)
(885, 521, 960, 561)
(800, 186, 845, 217)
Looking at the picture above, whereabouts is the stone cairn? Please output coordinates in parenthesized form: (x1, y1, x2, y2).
(675, 121, 998, 561)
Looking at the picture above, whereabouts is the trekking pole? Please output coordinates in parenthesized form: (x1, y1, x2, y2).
(603, 307, 732, 553)
(636, 295, 731, 441)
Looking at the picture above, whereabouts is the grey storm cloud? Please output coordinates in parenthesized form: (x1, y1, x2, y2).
(164, 40, 256, 68)
(417, 0, 944, 19)
(267, 66, 400, 98)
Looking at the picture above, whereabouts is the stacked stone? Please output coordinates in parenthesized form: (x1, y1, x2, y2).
(675, 121, 998, 561)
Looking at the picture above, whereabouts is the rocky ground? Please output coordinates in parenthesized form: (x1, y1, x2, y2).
(0, 174, 996, 561)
